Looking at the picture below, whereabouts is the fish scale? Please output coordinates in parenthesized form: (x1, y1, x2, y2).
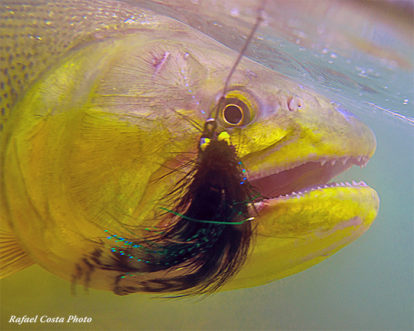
(0, 0, 154, 128)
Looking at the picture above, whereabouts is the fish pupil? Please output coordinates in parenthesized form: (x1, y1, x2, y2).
(223, 104, 243, 125)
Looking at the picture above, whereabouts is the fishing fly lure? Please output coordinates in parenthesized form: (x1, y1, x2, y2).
(132, 127, 257, 294)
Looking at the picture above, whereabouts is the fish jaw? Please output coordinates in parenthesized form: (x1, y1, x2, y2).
(223, 94, 379, 289)
(225, 183, 379, 290)
(232, 78, 376, 198)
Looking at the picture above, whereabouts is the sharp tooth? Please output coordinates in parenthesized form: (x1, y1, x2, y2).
(342, 157, 349, 165)
(330, 159, 336, 166)
(340, 182, 345, 186)
(346, 182, 352, 186)
(321, 159, 327, 166)
(357, 156, 362, 163)
(352, 180, 358, 185)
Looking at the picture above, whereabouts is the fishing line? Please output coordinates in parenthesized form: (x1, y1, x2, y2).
(210, 0, 267, 120)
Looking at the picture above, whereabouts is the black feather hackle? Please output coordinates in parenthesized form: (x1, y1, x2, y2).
(127, 118, 258, 295)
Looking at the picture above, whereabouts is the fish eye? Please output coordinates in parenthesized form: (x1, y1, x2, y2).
(223, 104, 244, 125)
(218, 91, 256, 127)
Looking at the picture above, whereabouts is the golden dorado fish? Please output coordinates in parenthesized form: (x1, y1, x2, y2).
(0, 0, 379, 295)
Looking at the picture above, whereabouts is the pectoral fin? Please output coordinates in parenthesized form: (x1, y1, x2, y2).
(0, 230, 33, 278)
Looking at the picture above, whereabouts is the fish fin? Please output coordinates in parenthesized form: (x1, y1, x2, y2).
(0, 231, 34, 278)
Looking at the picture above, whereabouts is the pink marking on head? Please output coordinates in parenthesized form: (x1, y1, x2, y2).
(152, 51, 170, 77)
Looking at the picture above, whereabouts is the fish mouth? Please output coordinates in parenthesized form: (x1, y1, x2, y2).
(248, 155, 370, 199)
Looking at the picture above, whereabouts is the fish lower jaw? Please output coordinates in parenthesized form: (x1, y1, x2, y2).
(247, 154, 371, 200)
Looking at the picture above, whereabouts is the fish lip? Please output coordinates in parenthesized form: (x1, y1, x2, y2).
(247, 155, 371, 200)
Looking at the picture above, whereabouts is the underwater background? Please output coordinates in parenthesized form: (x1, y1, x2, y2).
(1, 0, 413, 330)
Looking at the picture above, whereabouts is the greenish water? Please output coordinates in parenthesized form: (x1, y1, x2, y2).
(1, 0, 413, 330)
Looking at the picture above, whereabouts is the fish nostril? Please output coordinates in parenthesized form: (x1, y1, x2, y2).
(288, 96, 303, 111)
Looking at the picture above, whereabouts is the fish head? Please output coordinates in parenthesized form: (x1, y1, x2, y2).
(1, 15, 378, 292)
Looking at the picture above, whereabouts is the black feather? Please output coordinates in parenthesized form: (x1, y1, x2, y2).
(118, 118, 257, 295)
